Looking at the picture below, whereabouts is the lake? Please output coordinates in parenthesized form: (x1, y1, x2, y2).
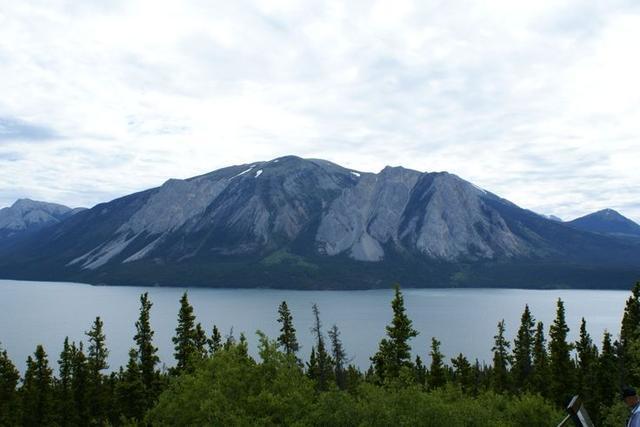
(0, 279, 630, 373)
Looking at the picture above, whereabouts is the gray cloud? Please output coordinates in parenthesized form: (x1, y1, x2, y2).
(0, 117, 60, 141)
(0, 1, 639, 223)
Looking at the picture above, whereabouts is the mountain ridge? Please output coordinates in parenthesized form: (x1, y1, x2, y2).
(1, 156, 639, 289)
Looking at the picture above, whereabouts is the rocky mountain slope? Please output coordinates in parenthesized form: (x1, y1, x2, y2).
(0, 199, 84, 240)
(1, 156, 638, 289)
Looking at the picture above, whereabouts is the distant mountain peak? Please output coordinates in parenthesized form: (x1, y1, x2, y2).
(0, 198, 85, 238)
(568, 208, 640, 237)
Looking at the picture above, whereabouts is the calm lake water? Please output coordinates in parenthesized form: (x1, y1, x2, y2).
(0, 279, 630, 373)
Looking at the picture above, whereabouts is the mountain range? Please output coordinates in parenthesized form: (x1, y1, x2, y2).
(1, 156, 638, 289)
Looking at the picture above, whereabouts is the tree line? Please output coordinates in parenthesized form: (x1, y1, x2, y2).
(1, 283, 640, 425)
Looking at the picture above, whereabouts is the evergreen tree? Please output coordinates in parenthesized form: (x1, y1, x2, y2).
(451, 353, 473, 393)
(195, 323, 208, 359)
(208, 325, 223, 355)
(224, 327, 236, 351)
(512, 305, 535, 391)
(172, 292, 197, 374)
(133, 292, 160, 408)
(71, 342, 90, 425)
(238, 332, 249, 358)
(308, 304, 333, 390)
(531, 321, 549, 397)
(575, 319, 598, 401)
(277, 301, 300, 358)
(371, 285, 418, 383)
(548, 298, 575, 405)
(0, 343, 20, 426)
(116, 348, 146, 422)
(56, 337, 76, 426)
(414, 355, 427, 387)
(620, 282, 640, 385)
(597, 331, 618, 407)
(428, 337, 447, 389)
(491, 319, 511, 393)
(86, 316, 109, 423)
(328, 324, 347, 389)
(21, 345, 54, 427)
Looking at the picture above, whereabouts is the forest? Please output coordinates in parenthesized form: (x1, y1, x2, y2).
(2, 283, 640, 426)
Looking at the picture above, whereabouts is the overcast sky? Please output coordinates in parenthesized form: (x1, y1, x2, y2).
(1, 0, 639, 222)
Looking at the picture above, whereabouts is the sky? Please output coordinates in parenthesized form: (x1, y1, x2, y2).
(1, 0, 639, 222)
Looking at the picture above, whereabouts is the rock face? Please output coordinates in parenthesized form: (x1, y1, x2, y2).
(0, 199, 83, 239)
(1, 156, 639, 289)
(567, 209, 640, 238)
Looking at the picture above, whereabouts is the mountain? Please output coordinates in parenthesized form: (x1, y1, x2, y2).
(0, 199, 84, 240)
(567, 209, 640, 238)
(1, 156, 639, 289)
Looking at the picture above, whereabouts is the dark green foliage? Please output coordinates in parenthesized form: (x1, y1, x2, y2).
(512, 305, 535, 391)
(21, 345, 54, 427)
(530, 321, 550, 397)
(575, 318, 599, 421)
(71, 342, 90, 424)
(55, 337, 75, 426)
(133, 292, 160, 408)
(86, 316, 110, 424)
(597, 331, 618, 407)
(0, 343, 20, 426)
(548, 298, 575, 405)
(115, 348, 146, 422)
(371, 285, 418, 384)
(414, 355, 426, 387)
(172, 291, 197, 374)
(491, 319, 511, 393)
(277, 301, 300, 358)
(147, 340, 563, 426)
(328, 324, 347, 390)
(428, 337, 446, 389)
(308, 304, 333, 390)
(451, 353, 473, 393)
(194, 323, 208, 359)
(208, 324, 222, 354)
(620, 282, 640, 385)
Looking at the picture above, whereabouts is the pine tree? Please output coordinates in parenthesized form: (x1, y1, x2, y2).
(597, 331, 618, 407)
(548, 298, 575, 405)
(309, 304, 333, 390)
(86, 316, 109, 423)
(238, 333, 249, 358)
(491, 319, 511, 393)
(277, 301, 300, 358)
(0, 344, 20, 426)
(428, 337, 447, 389)
(451, 353, 473, 393)
(21, 345, 54, 426)
(620, 282, 640, 386)
(133, 292, 160, 408)
(195, 323, 208, 359)
(512, 305, 535, 391)
(530, 321, 549, 397)
(56, 337, 76, 426)
(116, 348, 146, 422)
(414, 355, 427, 387)
(371, 284, 418, 383)
(71, 342, 90, 424)
(328, 324, 347, 389)
(208, 325, 222, 354)
(172, 292, 197, 374)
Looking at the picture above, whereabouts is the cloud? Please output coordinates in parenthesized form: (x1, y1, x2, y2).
(0, 0, 639, 223)
(0, 117, 60, 141)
